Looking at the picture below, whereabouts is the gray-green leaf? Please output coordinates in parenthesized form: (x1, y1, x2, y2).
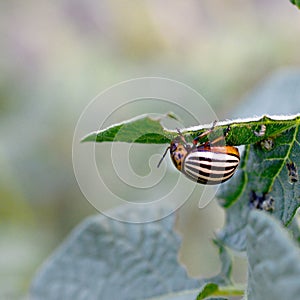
(30, 205, 199, 300)
(217, 70, 300, 251)
(217, 124, 300, 250)
(247, 210, 300, 300)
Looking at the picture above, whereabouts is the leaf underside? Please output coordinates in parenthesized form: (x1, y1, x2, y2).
(247, 211, 300, 300)
(217, 122, 300, 251)
(30, 205, 200, 300)
(30, 204, 244, 300)
(82, 112, 300, 251)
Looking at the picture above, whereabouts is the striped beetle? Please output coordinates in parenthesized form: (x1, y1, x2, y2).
(157, 123, 240, 185)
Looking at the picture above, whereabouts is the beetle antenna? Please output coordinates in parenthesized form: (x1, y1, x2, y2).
(157, 147, 170, 168)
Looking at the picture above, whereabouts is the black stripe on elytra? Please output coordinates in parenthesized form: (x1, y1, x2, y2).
(184, 165, 235, 179)
(184, 160, 237, 171)
(187, 156, 239, 164)
(184, 170, 235, 185)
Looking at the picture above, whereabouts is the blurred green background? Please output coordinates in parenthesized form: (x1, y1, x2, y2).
(1, 1, 300, 299)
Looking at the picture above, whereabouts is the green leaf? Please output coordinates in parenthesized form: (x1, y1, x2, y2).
(196, 283, 219, 300)
(81, 112, 300, 148)
(247, 211, 300, 300)
(196, 282, 243, 300)
(208, 115, 300, 147)
(217, 70, 300, 251)
(290, 0, 300, 9)
(218, 124, 300, 250)
(84, 111, 300, 254)
(30, 205, 200, 300)
(81, 114, 173, 144)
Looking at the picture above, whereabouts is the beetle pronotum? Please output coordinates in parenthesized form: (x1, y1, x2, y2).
(157, 123, 240, 185)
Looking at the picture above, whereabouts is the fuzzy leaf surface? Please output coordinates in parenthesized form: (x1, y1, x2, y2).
(217, 70, 300, 251)
(247, 211, 300, 300)
(30, 205, 200, 300)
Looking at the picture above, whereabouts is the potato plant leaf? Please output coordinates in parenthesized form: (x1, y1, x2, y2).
(196, 283, 219, 300)
(247, 211, 300, 300)
(196, 282, 243, 300)
(81, 114, 173, 144)
(82, 113, 300, 148)
(217, 120, 300, 251)
(290, 0, 300, 9)
(30, 205, 200, 300)
(82, 112, 300, 253)
(216, 69, 300, 251)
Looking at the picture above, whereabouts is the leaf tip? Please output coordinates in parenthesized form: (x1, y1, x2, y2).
(80, 132, 98, 143)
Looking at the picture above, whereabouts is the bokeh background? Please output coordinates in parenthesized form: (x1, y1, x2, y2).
(1, 1, 300, 299)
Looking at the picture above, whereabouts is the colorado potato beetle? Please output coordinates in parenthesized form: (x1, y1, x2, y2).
(157, 124, 240, 185)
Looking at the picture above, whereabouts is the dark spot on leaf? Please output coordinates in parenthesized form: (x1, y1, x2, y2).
(249, 191, 275, 212)
(286, 161, 298, 184)
(260, 138, 274, 151)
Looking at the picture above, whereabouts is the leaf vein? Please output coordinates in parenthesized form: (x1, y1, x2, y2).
(267, 126, 299, 192)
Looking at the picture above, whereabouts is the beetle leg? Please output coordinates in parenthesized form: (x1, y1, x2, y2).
(194, 123, 231, 147)
(210, 125, 231, 146)
(193, 120, 217, 146)
(176, 128, 188, 145)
